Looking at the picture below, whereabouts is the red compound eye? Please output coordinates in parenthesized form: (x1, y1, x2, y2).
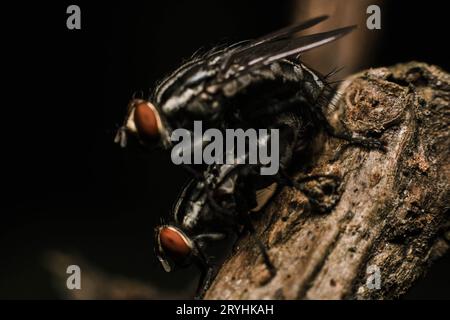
(133, 101, 160, 139)
(158, 227, 192, 261)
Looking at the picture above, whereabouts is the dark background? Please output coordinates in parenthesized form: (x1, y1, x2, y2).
(1, 1, 448, 299)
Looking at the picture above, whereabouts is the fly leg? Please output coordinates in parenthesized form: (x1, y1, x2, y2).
(194, 261, 217, 300)
(191, 231, 229, 299)
(313, 91, 387, 153)
(329, 130, 387, 157)
(240, 214, 277, 277)
(322, 114, 387, 152)
(193, 243, 219, 300)
(328, 133, 387, 163)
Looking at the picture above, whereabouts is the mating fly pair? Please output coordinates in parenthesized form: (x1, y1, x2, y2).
(115, 16, 385, 298)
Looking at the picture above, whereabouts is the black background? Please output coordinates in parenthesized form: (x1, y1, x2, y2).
(1, 1, 448, 299)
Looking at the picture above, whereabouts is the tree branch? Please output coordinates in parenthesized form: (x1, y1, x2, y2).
(205, 62, 450, 299)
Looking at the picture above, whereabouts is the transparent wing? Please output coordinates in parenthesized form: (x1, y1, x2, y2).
(220, 15, 329, 69)
(218, 25, 356, 81)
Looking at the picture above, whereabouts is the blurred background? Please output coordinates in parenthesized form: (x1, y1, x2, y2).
(1, 0, 448, 299)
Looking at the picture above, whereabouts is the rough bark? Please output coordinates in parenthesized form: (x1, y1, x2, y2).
(205, 62, 450, 300)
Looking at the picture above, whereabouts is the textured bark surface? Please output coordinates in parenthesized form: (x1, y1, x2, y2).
(205, 62, 450, 300)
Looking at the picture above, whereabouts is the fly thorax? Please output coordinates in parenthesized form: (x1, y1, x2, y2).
(161, 85, 204, 116)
